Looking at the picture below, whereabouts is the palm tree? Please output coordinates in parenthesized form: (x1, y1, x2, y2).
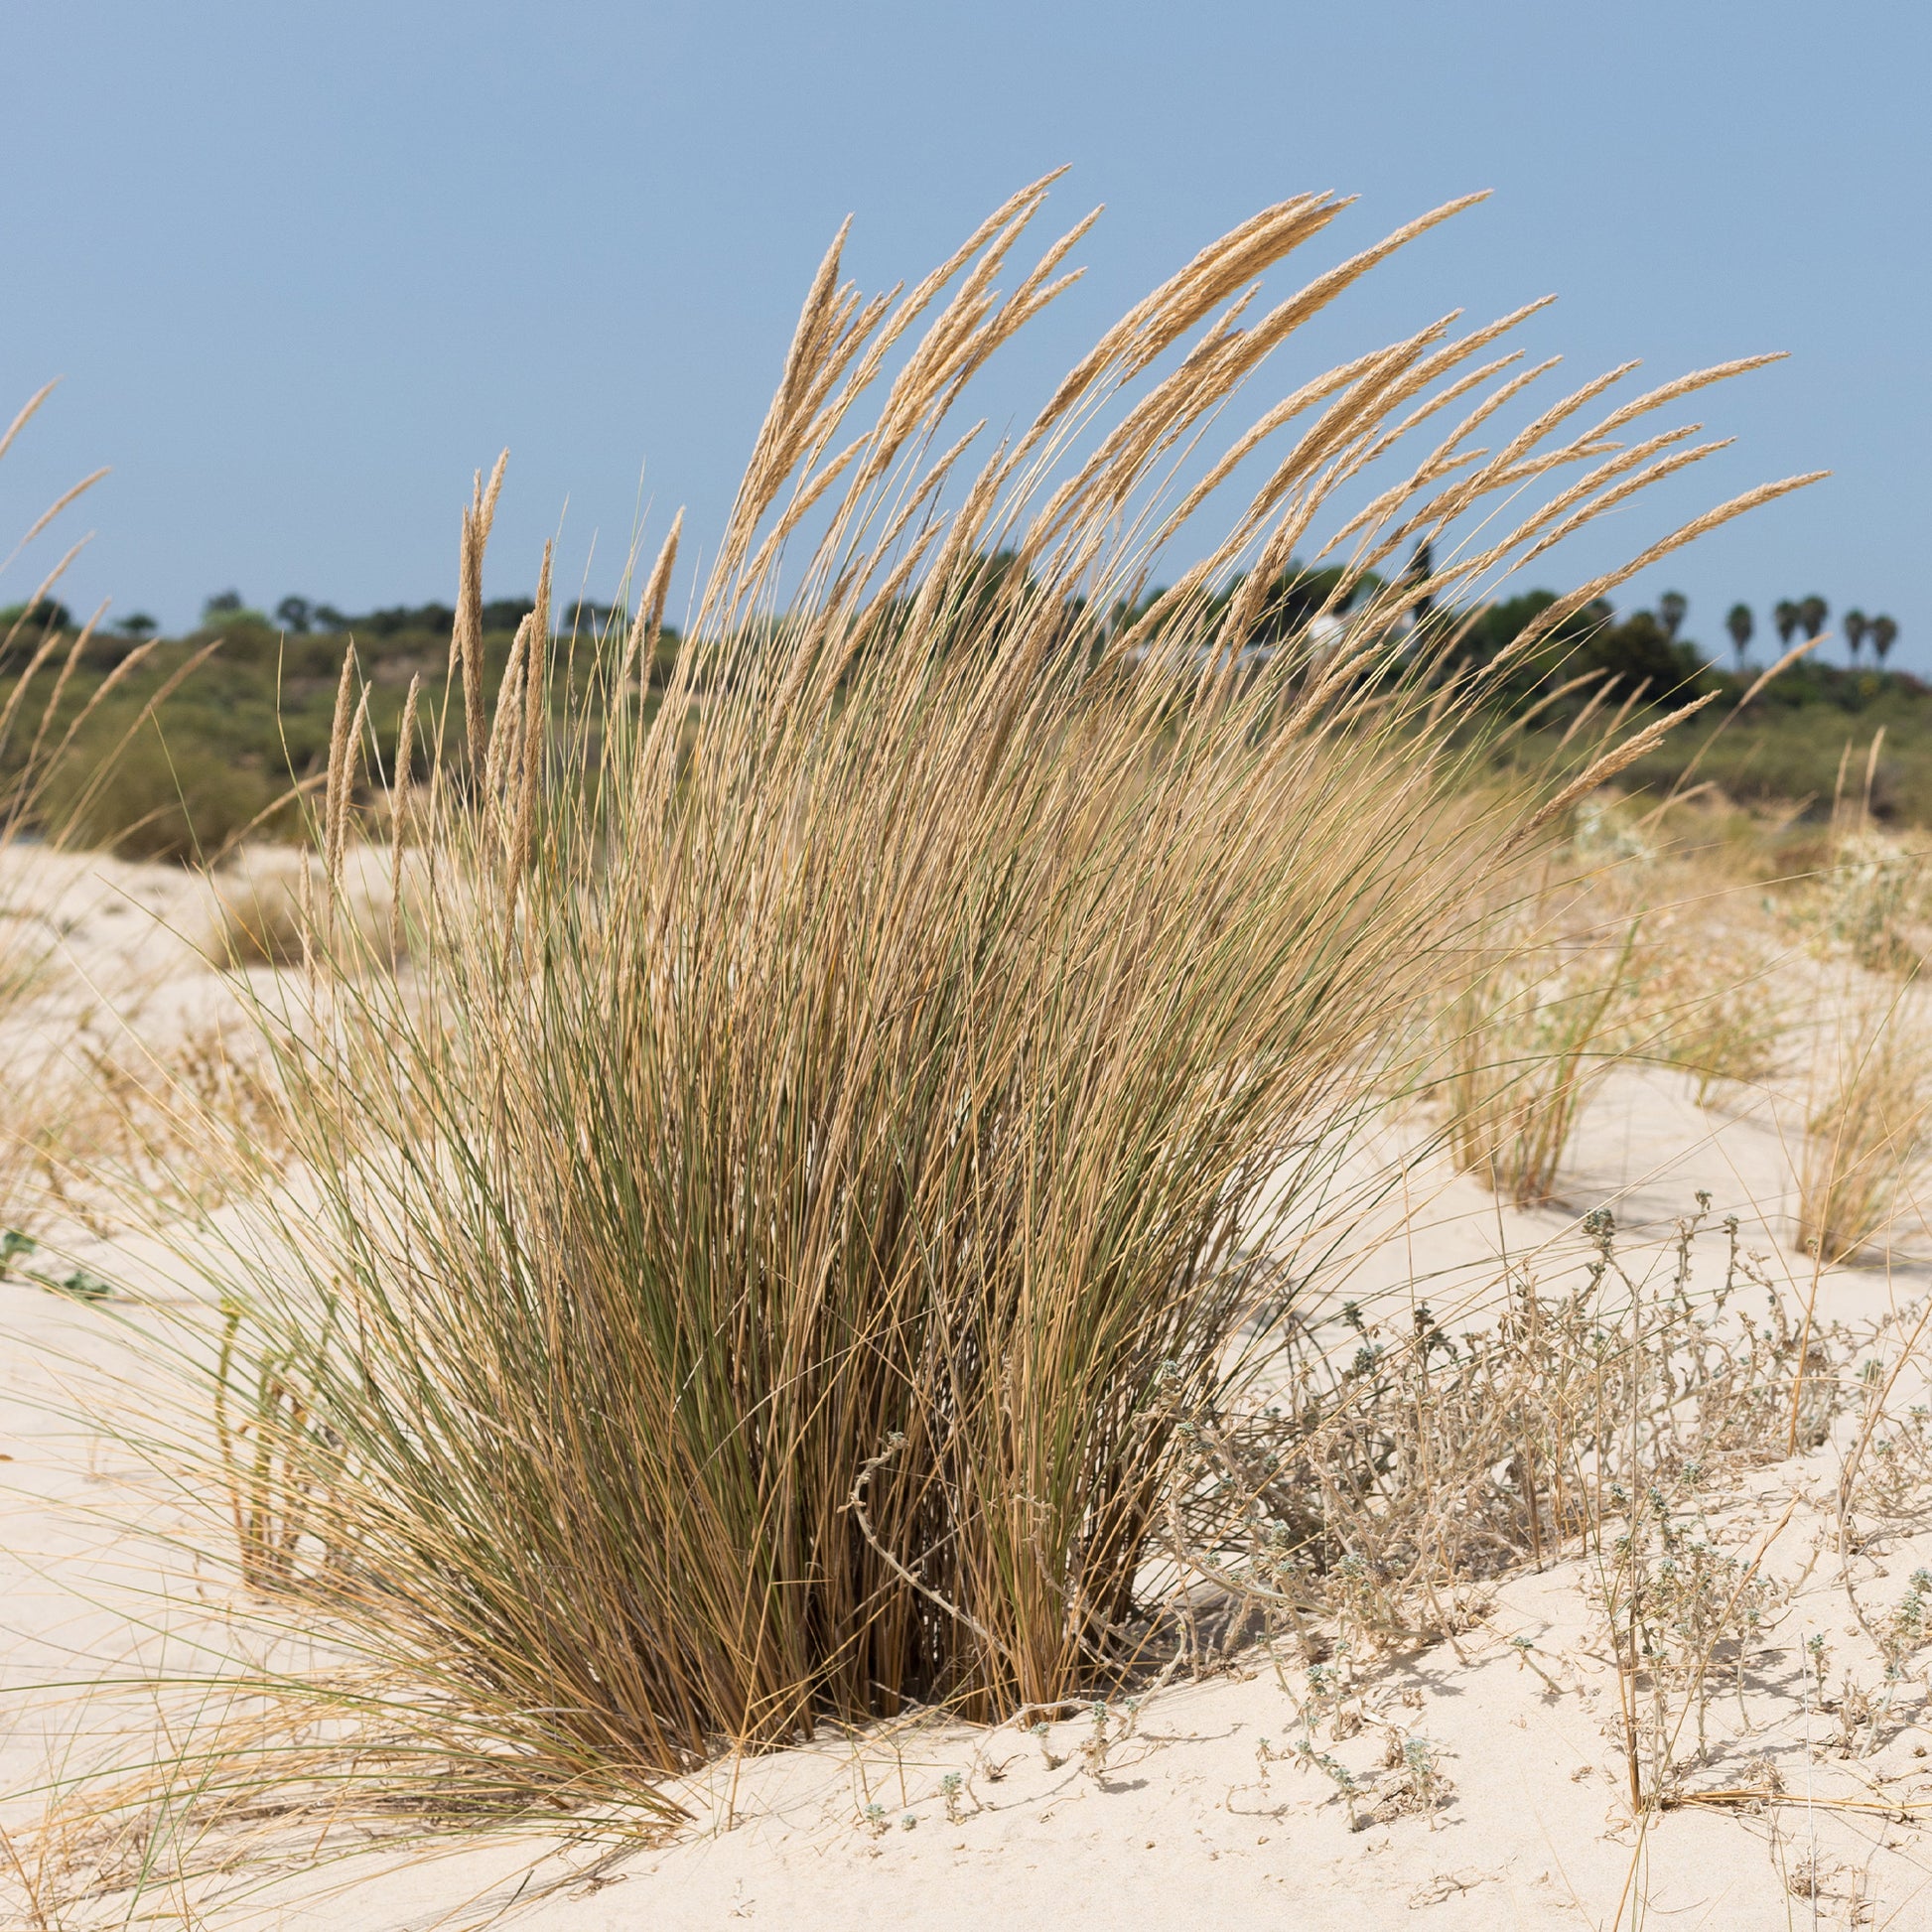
(1725, 603, 1753, 669)
(1844, 609, 1868, 662)
(1798, 594, 1828, 641)
(1658, 590, 1687, 640)
(1871, 615, 1898, 666)
(1773, 599, 1800, 647)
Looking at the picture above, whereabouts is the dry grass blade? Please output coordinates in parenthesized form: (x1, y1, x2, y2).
(621, 509, 682, 685)
(388, 674, 422, 962)
(1506, 693, 1720, 853)
(452, 452, 509, 770)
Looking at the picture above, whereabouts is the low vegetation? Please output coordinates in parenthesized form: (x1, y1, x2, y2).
(1435, 904, 1639, 1203)
(16, 572, 1924, 864)
(1797, 992, 1932, 1263)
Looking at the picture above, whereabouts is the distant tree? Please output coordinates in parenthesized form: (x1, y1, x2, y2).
(1658, 590, 1687, 640)
(1454, 590, 1706, 713)
(0, 598, 72, 632)
(114, 612, 158, 639)
(275, 596, 314, 635)
(1870, 614, 1898, 665)
(1457, 588, 1581, 663)
(1581, 608, 1706, 700)
(203, 590, 245, 621)
(1725, 602, 1753, 668)
(1844, 609, 1868, 662)
(479, 598, 535, 633)
(356, 602, 458, 639)
(313, 605, 347, 631)
(1798, 594, 1828, 641)
(1773, 599, 1800, 646)
(565, 598, 624, 634)
(0, 600, 71, 669)
(1234, 562, 1360, 646)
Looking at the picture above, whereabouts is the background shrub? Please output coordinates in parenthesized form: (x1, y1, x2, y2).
(45, 723, 277, 862)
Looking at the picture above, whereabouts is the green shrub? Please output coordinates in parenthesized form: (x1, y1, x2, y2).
(46, 723, 277, 863)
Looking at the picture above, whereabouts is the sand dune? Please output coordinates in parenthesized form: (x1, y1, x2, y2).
(5, 848, 1932, 1930)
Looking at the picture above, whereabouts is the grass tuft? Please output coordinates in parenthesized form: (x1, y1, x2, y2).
(1796, 993, 1932, 1263)
(121, 182, 1811, 1824)
(1437, 906, 1640, 1204)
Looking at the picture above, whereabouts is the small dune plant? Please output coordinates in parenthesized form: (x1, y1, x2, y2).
(1651, 956, 1790, 1105)
(209, 864, 316, 969)
(0, 383, 222, 1231)
(1621, 908, 1793, 1106)
(1436, 908, 1641, 1203)
(207, 850, 411, 973)
(1817, 828, 1928, 977)
(111, 179, 1817, 1848)
(1785, 754, 1932, 977)
(1796, 995, 1932, 1264)
(1778, 823, 1931, 979)
(1166, 1198, 1841, 1665)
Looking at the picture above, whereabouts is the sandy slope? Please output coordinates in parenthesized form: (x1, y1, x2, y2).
(4, 849, 1932, 1929)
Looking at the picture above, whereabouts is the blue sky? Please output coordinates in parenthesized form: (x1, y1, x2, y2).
(4, 2, 1926, 663)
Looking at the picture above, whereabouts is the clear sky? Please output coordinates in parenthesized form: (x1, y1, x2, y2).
(4, 2, 1926, 664)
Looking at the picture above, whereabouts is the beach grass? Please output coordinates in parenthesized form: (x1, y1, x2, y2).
(122, 180, 1819, 1821)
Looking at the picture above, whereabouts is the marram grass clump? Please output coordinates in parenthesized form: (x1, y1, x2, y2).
(165, 178, 1810, 1820)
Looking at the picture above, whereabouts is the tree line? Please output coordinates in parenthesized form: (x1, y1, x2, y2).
(1722, 596, 1898, 669)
